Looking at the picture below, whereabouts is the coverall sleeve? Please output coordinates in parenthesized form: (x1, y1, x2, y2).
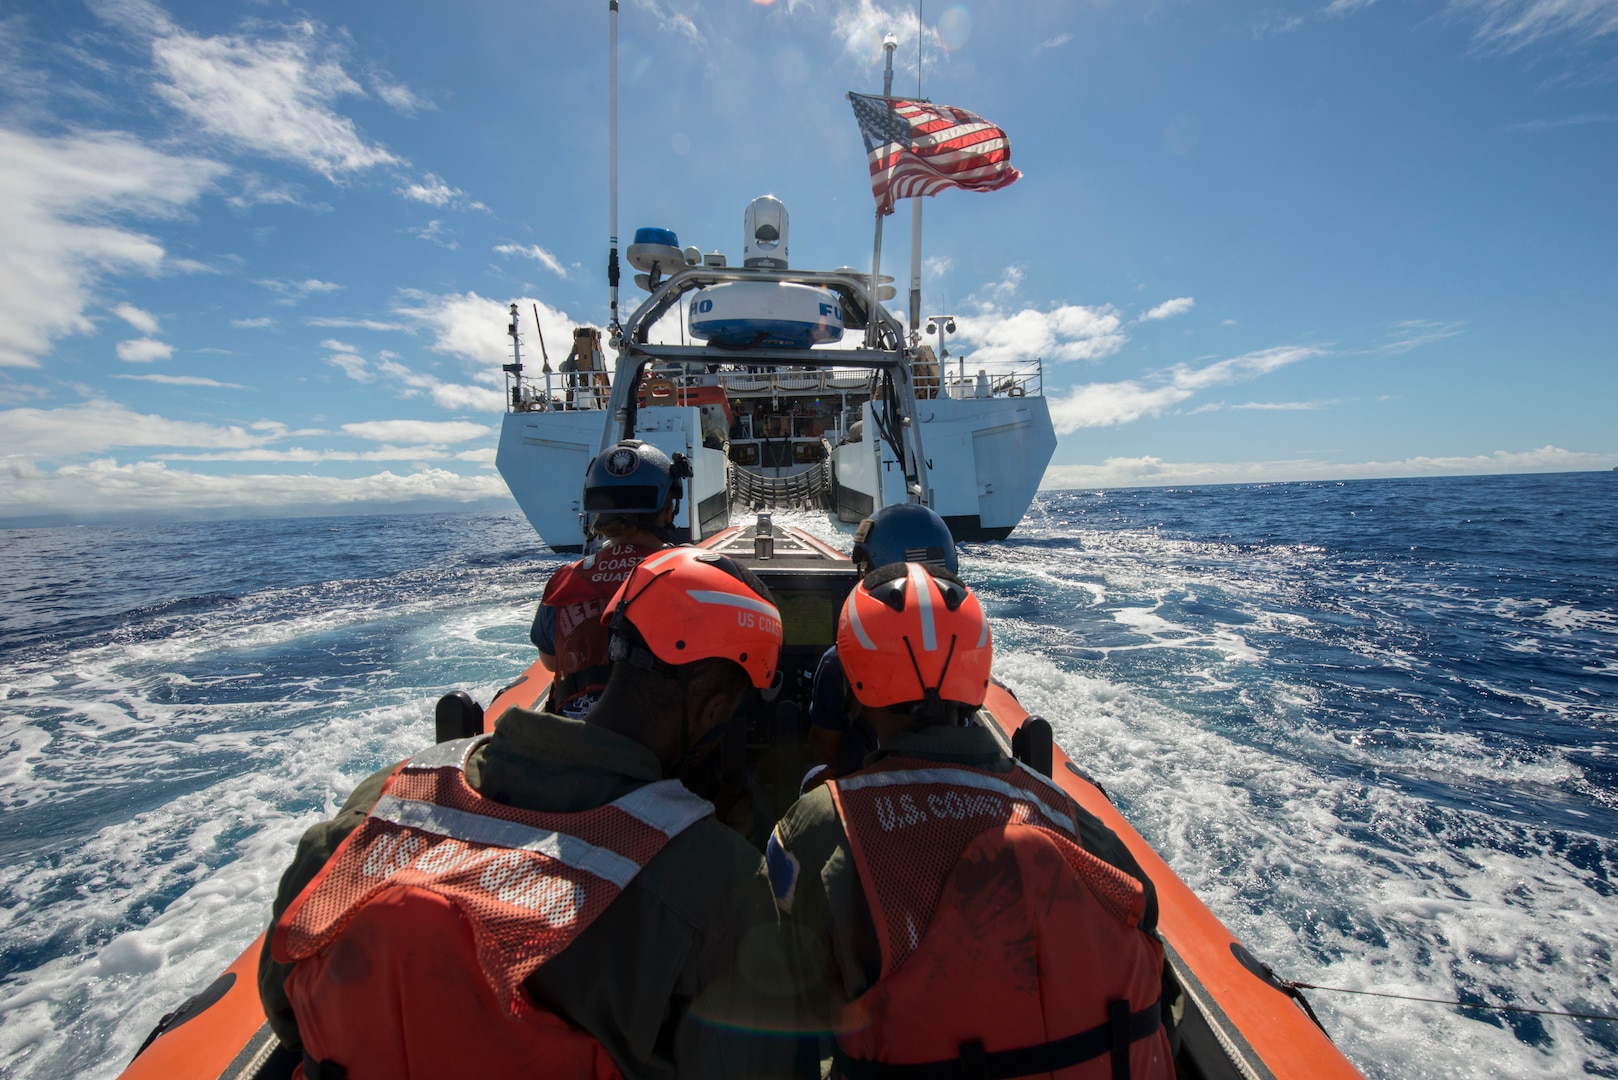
(256, 763, 396, 1051)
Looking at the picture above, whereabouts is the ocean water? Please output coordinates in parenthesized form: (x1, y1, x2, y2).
(1, 472, 1615, 1078)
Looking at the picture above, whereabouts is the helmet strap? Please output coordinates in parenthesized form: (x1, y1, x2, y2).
(900, 634, 959, 725)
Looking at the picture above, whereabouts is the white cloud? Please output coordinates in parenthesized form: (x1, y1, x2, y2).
(407, 219, 457, 249)
(1506, 113, 1618, 132)
(1041, 445, 1618, 489)
(372, 77, 429, 114)
(226, 173, 307, 208)
(392, 290, 586, 372)
(1139, 296, 1195, 322)
(326, 353, 370, 381)
(1047, 345, 1321, 433)
(0, 459, 510, 518)
(923, 255, 953, 278)
(115, 337, 174, 362)
(495, 243, 567, 278)
(397, 173, 470, 207)
(1451, 0, 1618, 51)
(373, 356, 505, 412)
(322, 338, 369, 382)
(831, 0, 936, 75)
(113, 303, 161, 334)
(637, 0, 705, 45)
(1035, 33, 1073, 52)
(232, 316, 273, 328)
(341, 419, 492, 444)
(146, 16, 398, 179)
(955, 304, 1128, 366)
(114, 373, 249, 389)
(304, 317, 404, 331)
(1381, 320, 1462, 353)
(0, 128, 223, 368)
(257, 278, 343, 304)
(0, 399, 265, 458)
(1231, 399, 1338, 411)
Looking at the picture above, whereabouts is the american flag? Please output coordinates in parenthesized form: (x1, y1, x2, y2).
(848, 92, 1021, 216)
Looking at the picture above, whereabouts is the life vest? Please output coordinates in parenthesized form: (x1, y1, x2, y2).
(541, 543, 663, 709)
(272, 735, 714, 1080)
(826, 757, 1173, 1080)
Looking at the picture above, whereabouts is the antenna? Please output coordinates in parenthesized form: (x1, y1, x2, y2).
(607, 1, 621, 339)
(909, 0, 924, 338)
(533, 303, 553, 411)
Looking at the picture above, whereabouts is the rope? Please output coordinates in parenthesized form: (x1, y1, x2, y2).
(1284, 980, 1618, 1023)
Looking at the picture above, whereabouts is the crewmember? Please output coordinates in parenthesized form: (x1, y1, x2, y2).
(770, 564, 1176, 1079)
(531, 439, 691, 717)
(805, 504, 959, 785)
(260, 548, 797, 1079)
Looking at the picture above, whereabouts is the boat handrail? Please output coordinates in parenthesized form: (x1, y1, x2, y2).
(619, 266, 906, 354)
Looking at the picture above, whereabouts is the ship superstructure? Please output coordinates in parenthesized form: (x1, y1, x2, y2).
(496, 197, 1056, 552)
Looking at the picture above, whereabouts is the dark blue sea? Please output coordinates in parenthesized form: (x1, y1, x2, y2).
(1, 473, 1614, 1078)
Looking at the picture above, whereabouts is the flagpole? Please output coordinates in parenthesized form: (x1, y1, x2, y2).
(869, 34, 899, 348)
(908, 0, 924, 340)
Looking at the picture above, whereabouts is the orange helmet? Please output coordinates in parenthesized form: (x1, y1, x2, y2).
(837, 562, 992, 711)
(604, 548, 782, 689)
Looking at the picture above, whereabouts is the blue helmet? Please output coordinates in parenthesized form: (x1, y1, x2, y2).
(851, 503, 958, 575)
(583, 440, 684, 515)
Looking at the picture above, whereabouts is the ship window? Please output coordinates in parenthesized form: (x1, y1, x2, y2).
(731, 444, 759, 466)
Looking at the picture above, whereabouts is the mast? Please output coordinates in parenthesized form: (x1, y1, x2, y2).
(908, 1, 924, 338)
(868, 34, 899, 348)
(607, 0, 621, 338)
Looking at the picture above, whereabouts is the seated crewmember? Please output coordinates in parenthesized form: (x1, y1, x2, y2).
(806, 504, 959, 786)
(531, 439, 691, 717)
(770, 564, 1176, 1079)
(260, 548, 796, 1079)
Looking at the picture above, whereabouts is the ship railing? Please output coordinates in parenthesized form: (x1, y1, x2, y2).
(922, 357, 1044, 401)
(504, 370, 612, 413)
(646, 365, 878, 397)
(730, 460, 832, 511)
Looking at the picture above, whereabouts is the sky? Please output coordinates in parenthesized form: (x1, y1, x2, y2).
(1, 0, 1615, 523)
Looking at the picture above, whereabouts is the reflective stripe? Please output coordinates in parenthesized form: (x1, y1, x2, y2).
(404, 735, 489, 772)
(640, 548, 686, 573)
(976, 612, 989, 649)
(1011, 759, 1069, 805)
(909, 564, 937, 651)
(686, 589, 778, 620)
(846, 592, 877, 650)
(608, 779, 714, 837)
(834, 766, 1076, 835)
(370, 794, 643, 888)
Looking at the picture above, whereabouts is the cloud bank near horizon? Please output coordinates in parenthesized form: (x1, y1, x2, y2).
(1040, 445, 1618, 490)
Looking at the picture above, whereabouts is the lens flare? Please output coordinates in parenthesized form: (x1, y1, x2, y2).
(937, 6, 972, 51)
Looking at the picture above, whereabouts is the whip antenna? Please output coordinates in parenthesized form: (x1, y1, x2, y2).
(607, 0, 621, 339)
(909, 0, 924, 338)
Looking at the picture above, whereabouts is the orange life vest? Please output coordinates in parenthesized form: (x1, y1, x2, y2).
(541, 543, 663, 708)
(272, 735, 714, 1080)
(827, 757, 1173, 1080)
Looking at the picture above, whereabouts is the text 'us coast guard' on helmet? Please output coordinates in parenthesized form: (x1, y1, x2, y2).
(838, 563, 991, 710)
(606, 548, 783, 689)
(583, 440, 682, 514)
(851, 503, 959, 575)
